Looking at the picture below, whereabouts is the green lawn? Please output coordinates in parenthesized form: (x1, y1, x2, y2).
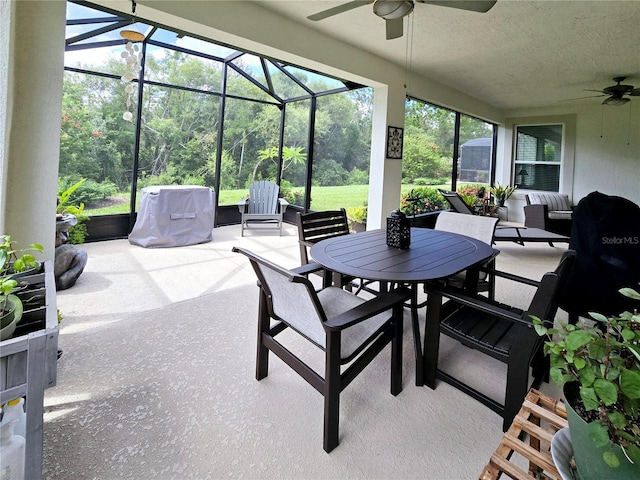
(84, 184, 454, 216)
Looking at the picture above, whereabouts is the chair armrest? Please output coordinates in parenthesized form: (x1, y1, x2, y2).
(524, 204, 549, 229)
(237, 198, 249, 213)
(324, 287, 411, 330)
(428, 284, 534, 328)
(479, 266, 540, 287)
(291, 262, 324, 276)
(277, 198, 289, 213)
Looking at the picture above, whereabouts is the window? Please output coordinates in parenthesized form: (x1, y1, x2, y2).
(403, 98, 496, 193)
(514, 125, 563, 192)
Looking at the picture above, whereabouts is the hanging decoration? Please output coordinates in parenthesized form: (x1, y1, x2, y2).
(120, 0, 144, 122)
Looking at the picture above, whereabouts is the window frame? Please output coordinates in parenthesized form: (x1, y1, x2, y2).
(504, 114, 576, 200)
(513, 124, 563, 192)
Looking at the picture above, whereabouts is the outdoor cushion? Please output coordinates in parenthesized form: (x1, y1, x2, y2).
(527, 192, 571, 211)
(548, 210, 573, 220)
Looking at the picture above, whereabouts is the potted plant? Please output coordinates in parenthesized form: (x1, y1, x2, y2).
(0, 235, 43, 340)
(346, 205, 367, 233)
(533, 287, 640, 479)
(489, 183, 516, 207)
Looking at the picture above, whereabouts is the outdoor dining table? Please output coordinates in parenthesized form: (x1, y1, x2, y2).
(310, 227, 498, 386)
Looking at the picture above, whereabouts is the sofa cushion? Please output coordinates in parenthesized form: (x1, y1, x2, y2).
(548, 210, 573, 220)
(528, 192, 571, 211)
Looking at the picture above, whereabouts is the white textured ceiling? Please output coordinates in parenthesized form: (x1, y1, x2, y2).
(255, 0, 640, 110)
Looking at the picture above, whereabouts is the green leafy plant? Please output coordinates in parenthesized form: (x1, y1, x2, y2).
(57, 179, 89, 244)
(0, 235, 43, 315)
(346, 205, 367, 224)
(533, 287, 640, 468)
(489, 183, 516, 201)
(399, 187, 445, 215)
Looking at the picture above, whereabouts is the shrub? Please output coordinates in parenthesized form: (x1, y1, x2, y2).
(348, 168, 369, 185)
(58, 177, 118, 207)
(400, 187, 445, 215)
(346, 205, 367, 224)
(279, 180, 304, 206)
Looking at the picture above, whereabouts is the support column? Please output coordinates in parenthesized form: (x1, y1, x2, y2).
(1, 0, 66, 260)
(367, 83, 406, 229)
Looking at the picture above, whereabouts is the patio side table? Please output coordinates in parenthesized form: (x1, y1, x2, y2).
(479, 389, 568, 480)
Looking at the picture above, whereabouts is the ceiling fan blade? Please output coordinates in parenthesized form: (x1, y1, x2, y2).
(417, 0, 497, 13)
(629, 88, 640, 96)
(386, 18, 404, 39)
(559, 94, 607, 102)
(307, 0, 374, 21)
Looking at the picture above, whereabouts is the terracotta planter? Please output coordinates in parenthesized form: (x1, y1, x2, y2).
(564, 383, 640, 479)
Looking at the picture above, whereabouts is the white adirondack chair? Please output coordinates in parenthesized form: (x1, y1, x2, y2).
(237, 180, 289, 236)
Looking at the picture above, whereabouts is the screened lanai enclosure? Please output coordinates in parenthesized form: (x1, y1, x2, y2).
(62, 1, 497, 242)
(63, 0, 373, 240)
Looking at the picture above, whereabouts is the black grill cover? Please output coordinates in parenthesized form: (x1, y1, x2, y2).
(559, 191, 640, 319)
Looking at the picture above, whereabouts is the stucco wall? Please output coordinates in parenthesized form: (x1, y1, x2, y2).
(1, 1, 66, 260)
(502, 102, 640, 223)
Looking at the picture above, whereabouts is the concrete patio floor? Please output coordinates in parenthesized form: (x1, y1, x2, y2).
(45, 223, 569, 479)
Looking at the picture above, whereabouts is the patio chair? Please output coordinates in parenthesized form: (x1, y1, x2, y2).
(237, 180, 289, 236)
(434, 211, 499, 298)
(559, 191, 640, 323)
(438, 189, 476, 215)
(524, 192, 574, 236)
(424, 249, 576, 430)
(297, 209, 351, 289)
(232, 246, 410, 453)
(297, 209, 377, 294)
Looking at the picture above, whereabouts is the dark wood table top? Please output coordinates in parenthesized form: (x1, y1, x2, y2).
(310, 228, 497, 283)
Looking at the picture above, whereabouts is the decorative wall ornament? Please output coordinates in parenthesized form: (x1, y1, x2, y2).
(120, 0, 144, 122)
(387, 126, 404, 159)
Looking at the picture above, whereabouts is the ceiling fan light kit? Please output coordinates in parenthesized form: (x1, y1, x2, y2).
(373, 0, 414, 20)
(602, 96, 630, 107)
(565, 76, 640, 106)
(308, 0, 497, 39)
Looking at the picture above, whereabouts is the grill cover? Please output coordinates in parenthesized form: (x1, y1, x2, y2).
(129, 186, 215, 247)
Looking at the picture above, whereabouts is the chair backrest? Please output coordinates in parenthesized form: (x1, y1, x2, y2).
(233, 247, 327, 347)
(560, 192, 640, 318)
(248, 181, 280, 214)
(526, 249, 576, 323)
(297, 209, 350, 264)
(526, 193, 571, 211)
(438, 190, 475, 215)
(435, 211, 498, 245)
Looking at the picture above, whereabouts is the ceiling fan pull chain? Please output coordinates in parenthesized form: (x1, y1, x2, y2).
(626, 102, 632, 146)
(404, 13, 414, 89)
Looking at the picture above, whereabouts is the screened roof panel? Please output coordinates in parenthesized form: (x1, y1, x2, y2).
(265, 61, 309, 100)
(144, 45, 223, 92)
(67, 1, 118, 21)
(67, 21, 150, 46)
(64, 44, 123, 74)
(281, 65, 347, 93)
(230, 54, 270, 92)
(65, 0, 364, 100)
(226, 68, 275, 103)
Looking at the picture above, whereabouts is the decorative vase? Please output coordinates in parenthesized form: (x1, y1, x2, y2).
(564, 383, 640, 479)
(496, 198, 505, 207)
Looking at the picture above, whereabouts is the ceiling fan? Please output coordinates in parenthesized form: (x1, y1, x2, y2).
(572, 77, 640, 106)
(307, 0, 497, 40)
